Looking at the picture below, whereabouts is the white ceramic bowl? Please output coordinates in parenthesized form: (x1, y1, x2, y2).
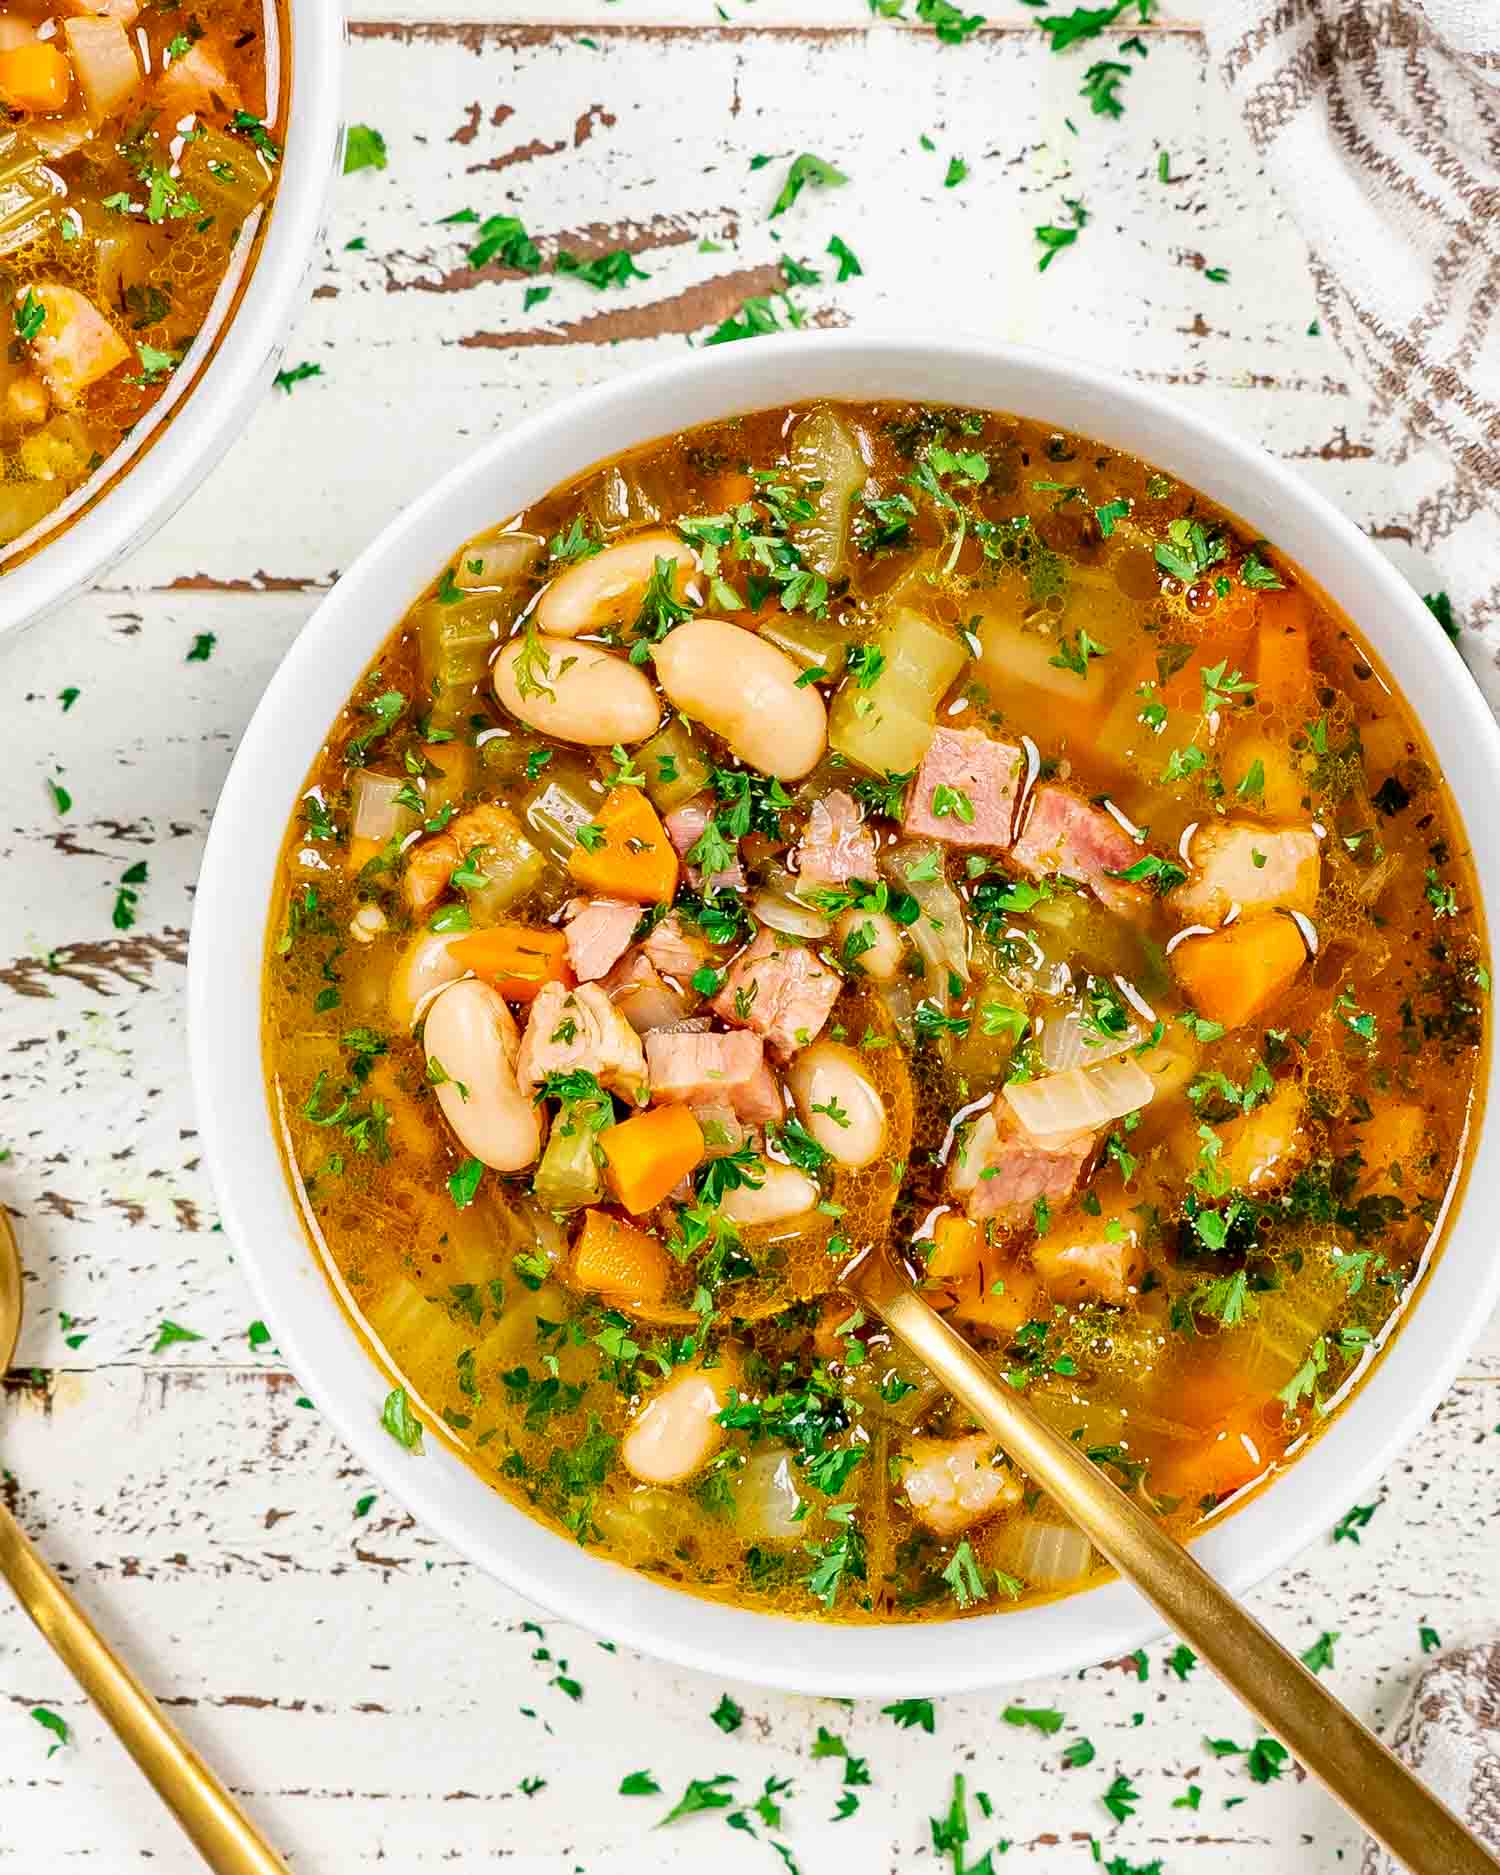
(0, 3, 344, 635)
(190, 333, 1500, 1697)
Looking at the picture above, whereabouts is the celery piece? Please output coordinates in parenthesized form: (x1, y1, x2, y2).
(638, 717, 713, 815)
(787, 406, 866, 580)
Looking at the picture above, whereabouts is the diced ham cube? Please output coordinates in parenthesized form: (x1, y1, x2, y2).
(902, 1434, 1021, 1537)
(563, 898, 640, 982)
(516, 980, 647, 1104)
(1010, 783, 1149, 921)
(156, 37, 241, 117)
(792, 789, 878, 890)
(665, 796, 745, 892)
(641, 912, 712, 982)
(948, 1097, 1096, 1225)
(24, 284, 128, 408)
(1032, 1193, 1144, 1305)
(711, 927, 842, 1062)
(600, 949, 693, 1036)
(1168, 820, 1321, 927)
(402, 801, 518, 917)
(901, 728, 1024, 850)
(645, 1029, 784, 1124)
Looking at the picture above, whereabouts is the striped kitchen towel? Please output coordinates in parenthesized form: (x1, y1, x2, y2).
(1355, 1642, 1500, 1873)
(1201, 0, 1500, 710)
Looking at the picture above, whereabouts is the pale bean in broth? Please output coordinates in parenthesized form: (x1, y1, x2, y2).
(264, 399, 1486, 1626)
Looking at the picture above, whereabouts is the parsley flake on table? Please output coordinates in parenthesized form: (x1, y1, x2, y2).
(1101, 1771, 1140, 1822)
(186, 632, 216, 662)
(1035, 197, 1088, 272)
(46, 777, 70, 815)
(827, 234, 863, 279)
(658, 1772, 738, 1824)
(944, 155, 968, 187)
(620, 1769, 661, 1795)
(343, 124, 388, 174)
(31, 1707, 70, 1756)
(468, 214, 543, 273)
(1165, 1642, 1197, 1680)
(273, 361, 322, 393)
(1423, 590, 1460, 645)
(881, 1696, 936, 1731)
(704, 293, 800, 345)
(1081, 58, 1131, 116)
(1420, 1623, 1442, 1653)
(151, 1319, 203, 1353)
(1003, 1704, 1065, 1735)
(1300, 1630, 1339, 1674)
(555, 248, 649, 290)
(915, 0, 986, 42)
(769, 152, 848, 218)
(1062, 1736, 1096, 1767)
(711, 1693, 744, 1733)
(1038, 0, 1153, 52)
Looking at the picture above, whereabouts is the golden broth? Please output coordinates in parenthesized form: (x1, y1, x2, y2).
(263, 401, 1487, 1623)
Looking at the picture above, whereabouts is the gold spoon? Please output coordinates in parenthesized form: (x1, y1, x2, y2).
(847, 1244, 1500, 1875)
(0, 1211, 292, 1874)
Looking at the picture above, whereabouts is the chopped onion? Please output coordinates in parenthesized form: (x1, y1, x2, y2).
(62, 16, 140, 119)
(1002, 1055, 1155, 1137)
(1038, 1005, 1141, 1074)
(993, 1516, 1093, 1587)
(455, 528, 543, 593)
(351, 771, 417, 845)
(751, 888, 831, 941)
(881, 840, 969, 988)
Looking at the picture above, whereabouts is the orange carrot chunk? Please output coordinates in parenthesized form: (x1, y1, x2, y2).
(571, 1208, 673, 1307)
(1170, 914, 1307, 1031)
(600, 1104, 705, 1215)
(1252, 586, 1314, 708)
(567, 785, 678, 905)
(450, 924, 572, 1002)
(0, 44, 72, 112)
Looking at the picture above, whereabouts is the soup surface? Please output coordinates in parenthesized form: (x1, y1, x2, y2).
(0, 0, 282, 564)
(264, 400, 1486, 1623)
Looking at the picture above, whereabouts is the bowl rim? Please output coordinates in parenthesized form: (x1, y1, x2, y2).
(190, 330, 1500, 1696)
(0, 0, 345, 636)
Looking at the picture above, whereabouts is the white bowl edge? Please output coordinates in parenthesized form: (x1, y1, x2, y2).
(189, 331, 1500, 1697)
(0, 2, 345, 635)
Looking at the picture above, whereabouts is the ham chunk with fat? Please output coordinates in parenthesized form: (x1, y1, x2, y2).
(641, 912, 712, 982)
(403, 802, 521, 917)
(563, 898, 640, 982)
(793, 789, 878, 890)
(902, 728, 1024, 850)
(1010, 783, 1148, 921)
(711, 928, 841, 1062)
(1167, 820, 1321, 927)
(949, 1097, 1096, 1225)
(664, 797, 745, 892)
(645, 1029, 784, 1124)
(25, 285, 129, 408)
(903, 1434, 1021, 1537)
(516, 980, 647, 1104)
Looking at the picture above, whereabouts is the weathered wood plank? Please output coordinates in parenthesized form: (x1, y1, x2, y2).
(88, 25, 1450, 601)
(1, 1366, 1494, 1869)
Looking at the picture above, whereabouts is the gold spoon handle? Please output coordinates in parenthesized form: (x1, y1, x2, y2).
(864, 1277, 1500, 1875)
(0, 1502, 291, 1874)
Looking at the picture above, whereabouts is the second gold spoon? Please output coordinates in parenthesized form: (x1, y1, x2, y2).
(0, 1209, 291, 1874)
(847, 1243, 1499, 1875)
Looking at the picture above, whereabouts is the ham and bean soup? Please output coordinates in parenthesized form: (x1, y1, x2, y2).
(0, 0, 282, 562)
(265, 401, 1486, 1621)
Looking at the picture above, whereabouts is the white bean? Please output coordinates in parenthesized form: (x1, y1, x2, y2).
(833, 907, 905, 981)
(720, 1161, 819, 1227)
(785, 1041, 887, 1167)
(537, 530, 693, 638)
(621, 1360, 736, 1486)
(494, 635, 660, 745)
(387, 930, 465, 1031)
(422, 978, 544, 1172)
(653, 618, 826, 781)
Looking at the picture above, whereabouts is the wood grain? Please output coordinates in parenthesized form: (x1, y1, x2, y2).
(1, 13, 1495, 1873)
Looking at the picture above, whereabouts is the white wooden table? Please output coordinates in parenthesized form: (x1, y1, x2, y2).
(3, 7, 1497, 1870)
